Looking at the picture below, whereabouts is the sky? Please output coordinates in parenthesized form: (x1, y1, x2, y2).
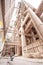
(25, 0, 42, 9)
(15, 0, 42, 9)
